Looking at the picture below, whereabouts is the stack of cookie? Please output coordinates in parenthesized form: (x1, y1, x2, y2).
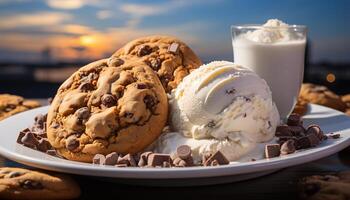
(46, 35, 202, 162)
(293, 83, 349, 116)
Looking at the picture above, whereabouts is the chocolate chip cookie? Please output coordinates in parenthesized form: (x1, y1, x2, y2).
(293, 96, 308, 116)
(47, 59, 168, 162)
(299, 171, 350, 200)
(111, 35, 202, 92)
(0, 94, 41, 121)
(299, 83, 347, 112)
(0, 167, 80, 199)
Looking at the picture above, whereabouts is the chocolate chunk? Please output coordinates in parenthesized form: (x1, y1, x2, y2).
(201, 153, 212, 165)
(210, 160, 219, 166)
(150, 58, 161, 70)
(105, 152, 120, 165)
(93, 154, 106, 165)
(265, 144, 281, 158)
(124, 112, 134, 119)
(136, 83, 148, 89)
(287, 113, 301, 126)
(17, 128, 30, 144)
(289, 125, 305, 137)
(307, 125, 324, 140)
(137, 45, 152, 56)
(225, 88, 236, 94)
(46, 150, 59, 157)
(34, 114, 46, 127)
(204, 151, 229, 166)
(79, 82, 94, 92)
(101, 94, 117, 108)
(108, 57, 124, 67)
(177, 145, 191, 160)
(275, 125, 292, 137)
(138, 151, 153, 167)
(296, 136, 311, 149)
(168, 43, 179, 54)
(308, 133, 320, 147)
(21, 132, 39, 148)
(7, 171, 24, 178)
(147, 153, 172, 167)
(21, 180, 44, 190)
(75, 107, 90, 119)
(280, 140, 296, 155)
(37, 138, 52, 152)
(117, 154, 136, 167)
(65, 135, 79, 151)
(144, 95, 156, 110)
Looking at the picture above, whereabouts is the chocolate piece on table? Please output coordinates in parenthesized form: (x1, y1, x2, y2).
(168, 43, 179, 54)
(147, 153, 172, 167)
(265, 144, 281, 158)
(275, 125, 292, 137)
(204, 151, 229, 166)
(105, 152, 119, 165)
(177, 145, 191, 160)
(280, 140, 296, 155)
(93, 154, 106, 165)
(287, 113, 301, 126)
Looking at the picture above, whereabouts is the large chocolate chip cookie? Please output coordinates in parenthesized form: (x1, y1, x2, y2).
(47, 59, 168, 162)
(0, 167, 80, 200)
(111, 35, 202, 92)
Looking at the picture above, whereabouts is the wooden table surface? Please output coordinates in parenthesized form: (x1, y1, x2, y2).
(1, 99, 349, 199)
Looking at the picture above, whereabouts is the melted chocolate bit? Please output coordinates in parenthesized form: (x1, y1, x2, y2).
(137, 45, 152, 56)
(150, 58, 161, 70)
(136, 83, 148, 89)
(79, 82, 94, 92)
(101, 94, 117, 108)
(21, 180, 44, 190)
(143, 95, 156, 110)
(75, 107, 90, 119)
(65, 135, 80, 151)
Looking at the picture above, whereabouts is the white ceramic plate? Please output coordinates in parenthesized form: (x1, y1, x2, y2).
(0, 104, 349, 186)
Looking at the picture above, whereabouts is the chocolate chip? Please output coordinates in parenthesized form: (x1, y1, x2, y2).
(138, 151, 153, 167)
(307, 133, 320, 147)
(7, 171, 24, 178)
(307, 125, 323, 140)
(206, 120, 216, 128)
(101, 94, 117, 108)
(79, 82, 94, 92)
(296, 136, 311, 149)
(204, 151, 229, 166)
(117, 154, 136, 167)
(124, 112, 134, 119)
(37, 138, 52, 152)
(34, 114, 46, 127)
(17, 128, 30, 144)
(289, 125, 305, 137)
(280, 140, 296, 155)
(168, 43, 179, 54)
(287, 113, 301, 126)
(65, 135, 79, 151)
(136, 83, 148, 89)
(21, 132, 39, 148)
(144, 95, 156, 110)
(150, 58, 161, 70)
(108, 57, 124, 67)
(75, 107, 90, 119)
(93, 154, 106, 165)
(105, 152, 120, 165)
(137, 45, 152, 56)
(225, 88, 236, 94)
(46, 150, 59, 157)
(21, 180, 44, 190)
(265, 144, 280, 158)
(177, 145, 191, 160)
(147, 153, 172, 167)
(275, 125, 292, 137)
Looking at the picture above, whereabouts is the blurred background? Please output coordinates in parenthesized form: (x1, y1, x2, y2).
(0, 0, 349, 98)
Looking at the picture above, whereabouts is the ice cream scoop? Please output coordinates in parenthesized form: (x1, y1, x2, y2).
(156, 61, 280, 161)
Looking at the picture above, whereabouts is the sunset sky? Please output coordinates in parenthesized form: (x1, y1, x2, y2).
(0, 0, 349, 63)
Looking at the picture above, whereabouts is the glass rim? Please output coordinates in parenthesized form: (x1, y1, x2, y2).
(231, 24, 307, 30)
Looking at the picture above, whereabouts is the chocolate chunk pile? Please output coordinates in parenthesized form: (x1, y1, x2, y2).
(265, 113, 340, 158)
(92, 145, 230, 168)
(17, 114, 59, 157)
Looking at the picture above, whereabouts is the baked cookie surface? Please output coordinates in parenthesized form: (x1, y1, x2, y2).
(0, 167, 80, 200)
(299, 83, 347, 112)
(111, 35, 202, 92)
(299, 171, 350, 200)
(47, 59, 168, 162)
(0, 94, 41, 121)
(293, 96, 308, 116)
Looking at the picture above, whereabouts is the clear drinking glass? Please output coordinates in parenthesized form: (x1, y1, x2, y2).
(231, 24, 307, 120)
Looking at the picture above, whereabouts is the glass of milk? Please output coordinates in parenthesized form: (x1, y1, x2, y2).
(231, 19, 307, 120)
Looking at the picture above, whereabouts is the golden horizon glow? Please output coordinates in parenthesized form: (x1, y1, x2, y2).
(79, 35, 97, 47)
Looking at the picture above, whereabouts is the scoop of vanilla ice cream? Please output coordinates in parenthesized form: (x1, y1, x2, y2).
(156, 61, 280, 161)
(245, 19, 298, 43)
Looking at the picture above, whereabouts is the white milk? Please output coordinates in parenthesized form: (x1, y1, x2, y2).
(232, 19, 306, 119)
(233, 38, 306, 119)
